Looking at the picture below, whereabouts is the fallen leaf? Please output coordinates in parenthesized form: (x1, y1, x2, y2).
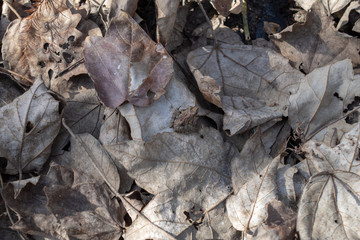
(226, 129, 280, 232)
(187, 43, 303, 135)
(83, 11, 174, 108)
(296, 0, 350, 13)
(271, 1, 360, 73)
(288, 59, 360, 140)
(117, 69, 197, 141)
(297, 171, 360, 240)
(249, 200, 296, 240)
(336, 1, 360, 31)
(1, 163, 124, 239)
(105, 128, 238, 238)
(210, 0, 233, 16)
(2, 1, 101, 85)
(0, 80, 62, 175)
(0, 76, 23, 108)
(109, 0, 139, 19)
(155, 0, 179, 46)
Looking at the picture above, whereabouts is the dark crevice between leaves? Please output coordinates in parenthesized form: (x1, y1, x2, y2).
(344, 96, 360, 124)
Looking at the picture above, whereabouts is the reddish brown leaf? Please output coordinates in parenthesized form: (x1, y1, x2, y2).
(83, 11, 173, 108)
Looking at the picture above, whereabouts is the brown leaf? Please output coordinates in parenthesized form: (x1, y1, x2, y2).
(1, 1, 101, 85)
(83, 11, 174, 108)
(1, 164, 123, 239)
(0, 80, 62, 175)
(210, 0, 233, 16)
(0, 76, 23, 108)
(271, 1, 360, 73)
(249, 200, 296, 240)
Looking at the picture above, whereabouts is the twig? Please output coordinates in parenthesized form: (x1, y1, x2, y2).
(0, 67, 33, 85)
(62, 119, 177, 240)
(4, 0, 21, 19)
(242, 0, 250, 41)
(54, 58, 84, 78)
(196, 0, 218, 45)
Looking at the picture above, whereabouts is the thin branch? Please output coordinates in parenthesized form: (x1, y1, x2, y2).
(4, 0, 21, 19)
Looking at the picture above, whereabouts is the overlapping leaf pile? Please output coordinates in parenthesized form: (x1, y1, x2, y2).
(1, 0, 360, 239)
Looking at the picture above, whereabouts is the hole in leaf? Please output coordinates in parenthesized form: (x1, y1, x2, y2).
(345, 111, 359, 124)
(60, 43, 70, 49)
(62, 141, 71, 152)
(0, 157, 8, 170)
(48, 69, 54, 80)
(200, 135, 204, 139)
(43, 43, 49, 50)
(146, 90, 155, 98)
(38, 61, 46, 68)
(333, 92, 343, 101)
(68, 35, 75, 42)
(63, 52, 74, 64)
(334, 220, 338, 223)
(25, 121, 34, 133)
(259, 174, 263, 178)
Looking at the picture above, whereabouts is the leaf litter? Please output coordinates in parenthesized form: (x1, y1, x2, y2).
(1, 0, 360, 239)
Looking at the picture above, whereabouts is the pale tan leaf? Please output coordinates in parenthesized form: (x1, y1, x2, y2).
(0, 80, 62, 175)
(289, 59, 360, 140)
(155, 0, 179, 46)
(187, 43, 304, 135)
(297, 171, 360, 240)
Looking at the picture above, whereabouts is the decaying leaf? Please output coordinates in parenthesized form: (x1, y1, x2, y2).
(83, 11, 174, 108)
(1, 163, 123, 239)
(0, 76, 23, 108)
(271, 1, 360, 73)
(210, 0, 233, 16)
(249, 200, 296, 240)
(187, 43, 304, 135)
(296, 0, 350, 13)
(2, 0, 102, 85)
(51, 75, 103, 156)
(105, 128, 238, 238)
(0, 80, 62, 175)
(302, 125, 360, 175)
(297, 171, 360, 240)
(155, 0, 179, 46)
(109, 0, 139, 19)
(117, 69, 197, 141)
(288, 59, 360, 140)
(336, 1, 360, 31)
(226, 129, 280, 232)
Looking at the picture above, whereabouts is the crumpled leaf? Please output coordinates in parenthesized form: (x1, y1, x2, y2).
(1, 163, 123, 240)
(288, 59, 360, 140)
(271, 1, 360, 73)
(83, 11, 174, 108)
(336, 1, 360, 31)
(296, 0, 350, 13)
(297, 171, 360, 240)
(2, 1, 101, 85)
(187, 43, 303, 135)
(0, 80, 62, 175)
(117, 69, 197, 141)
(210, 0, 233, 16)
(155, 0, 179, 46)
(302, 125, 360, 175)
(249, 200, 296, 240)
(105, 128, 238, 238)
(51, 75, 103, 156)
(226, 129, 280, 232)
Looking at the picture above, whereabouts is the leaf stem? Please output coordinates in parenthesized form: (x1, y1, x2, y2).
(242, 0, 250, 41)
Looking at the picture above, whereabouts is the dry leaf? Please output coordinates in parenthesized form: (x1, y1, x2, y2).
(296, 0, 350, 13)
(297, 171, 360, 240)
(105, 128, 238, 238)
(83, 11, 174, 108)
(271, 1, 360, 73)
(51, 75, 103, 156)
(226, 129, 280, 232)
(0, 76, 23, 108)
(249, 200, 296, 240)
(2, 2, 101, 85)
(1, 163, 123, 239)
(109, 0, 139, 19)
(117, 70, 197, 141)
(187, 43, 303, 135)
(302, 125, 360, 175)
(336, 1, 360, 31)
(210, 0, 233, 16)
(0, 80, 62, 175)
(288, 59, 360, 140)
(155, 0, 179, 46)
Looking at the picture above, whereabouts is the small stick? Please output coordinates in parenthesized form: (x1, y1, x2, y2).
(242, 0, 250, 41)
(196, 0, 218, 44)
(4, 0, 21, 19)
(0, 67, 33, 85)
